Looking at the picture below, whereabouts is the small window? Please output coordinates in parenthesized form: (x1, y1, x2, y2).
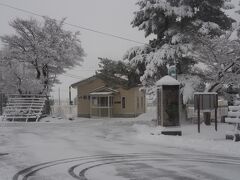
(122, 97, 126, 109)
(92, 97, 97, 106)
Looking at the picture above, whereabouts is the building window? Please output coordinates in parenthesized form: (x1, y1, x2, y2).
(92, 97, 97, 106)
(99, 97, 108, 107)
(122, 97, 126, 109)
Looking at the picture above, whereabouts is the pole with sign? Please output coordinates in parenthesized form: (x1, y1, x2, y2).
(194, 92, 218, 133)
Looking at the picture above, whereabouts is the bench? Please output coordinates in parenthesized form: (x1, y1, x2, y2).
(225, 106, 240, 141)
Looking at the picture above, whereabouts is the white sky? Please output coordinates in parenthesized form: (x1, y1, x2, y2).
(1, 0, 240, 102)
(0, 0, 149, 101)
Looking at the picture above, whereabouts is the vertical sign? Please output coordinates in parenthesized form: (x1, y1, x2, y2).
(168, 65, 177, 79)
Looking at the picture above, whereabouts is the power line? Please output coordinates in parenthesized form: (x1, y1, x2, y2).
(64, 73, 83, 79)
(0, 2, 146, 45)
(61, 74, 82, 79)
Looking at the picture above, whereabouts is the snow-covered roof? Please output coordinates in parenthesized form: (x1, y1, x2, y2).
(156, 75, 180, 86)
(70, 75, 97, 88)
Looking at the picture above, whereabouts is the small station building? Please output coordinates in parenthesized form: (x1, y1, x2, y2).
(70, 76, 146, 118)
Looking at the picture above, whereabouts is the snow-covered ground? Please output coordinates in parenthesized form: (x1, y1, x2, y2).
(0, 108, 240, 180)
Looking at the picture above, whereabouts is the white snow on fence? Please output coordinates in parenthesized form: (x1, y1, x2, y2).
(2, 94, 46, 122)
(225, 106, 240, 124)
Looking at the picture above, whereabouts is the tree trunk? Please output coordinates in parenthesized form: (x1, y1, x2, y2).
(44, 96, 51, 115)
(40, 64, 49, 94)
(35, 66, 41, 79)
(18, 89, 23, 94)
(203, 112, 211, 125)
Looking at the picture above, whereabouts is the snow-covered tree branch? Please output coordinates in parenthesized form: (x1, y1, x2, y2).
(124, 0, 237, 103)
(0, 17, 85, 94)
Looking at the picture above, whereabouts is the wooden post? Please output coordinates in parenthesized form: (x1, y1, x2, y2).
(157, 89, 160, 126)
(69, 86, 72, 105)
(215, 94, 218, 131)
(90, 96, 92, 118)
(58, 88, 61, 105)
(98, 97, 101, 117)
(108, 96, 110, 118)
(197, 95, 200, 133)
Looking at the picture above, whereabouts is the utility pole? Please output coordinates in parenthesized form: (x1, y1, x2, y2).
(58, 87, 61, 106)
(69, 86, 72, 105)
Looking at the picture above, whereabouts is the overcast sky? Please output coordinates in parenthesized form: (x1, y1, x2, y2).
(1, 0, 240, 102)
(0, 0, 149, 101)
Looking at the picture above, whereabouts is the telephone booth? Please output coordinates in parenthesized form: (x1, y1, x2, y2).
(156, 75, 180, 127)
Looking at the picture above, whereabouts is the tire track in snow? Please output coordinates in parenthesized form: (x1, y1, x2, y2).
(13, 153, 240, 180)
(13, 153, 147, 180)
(0, 153, 8, 156)
(70, 156, 240, 180)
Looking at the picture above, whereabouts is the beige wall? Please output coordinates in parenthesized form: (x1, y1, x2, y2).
(133, 87, 146, 115)
(75, 78, 146, 117)
(110, 87, 146, 117)
(112, 87, 135, 116)
(77, 78, 105, 117)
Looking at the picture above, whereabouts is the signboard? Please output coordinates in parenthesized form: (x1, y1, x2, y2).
(194, 93, 218, 111)
(168, 65, 177, 79)
(194, 92, 218, 133)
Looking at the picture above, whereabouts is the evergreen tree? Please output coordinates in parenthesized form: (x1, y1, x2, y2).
(126, 0, 234, 84)
(124, 0, 235, 103)
(96, 57, 141, 89)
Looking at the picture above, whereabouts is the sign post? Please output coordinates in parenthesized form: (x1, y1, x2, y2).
(197, 95, 200, 133)
(157, 88, 160, 126)
(215, 94, 218, 131)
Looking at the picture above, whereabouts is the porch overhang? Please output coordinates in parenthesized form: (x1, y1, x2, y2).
(89, 88, 119, 118)
(89, 92, 114, 96)
(89, 86, 119, 96)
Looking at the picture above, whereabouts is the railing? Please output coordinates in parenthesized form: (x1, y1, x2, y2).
(91, 107, 113, 117)
(225, 106, 240, 141)
(2, 94, 46, 122)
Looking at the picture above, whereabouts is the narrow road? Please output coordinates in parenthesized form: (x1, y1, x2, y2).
(0, 119, 239, 180)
